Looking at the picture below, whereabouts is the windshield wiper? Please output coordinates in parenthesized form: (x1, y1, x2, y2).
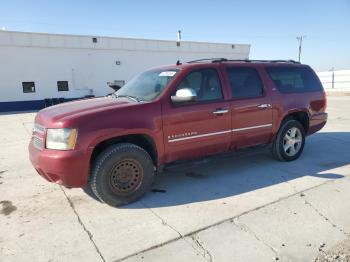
(112, 93, 142, 102)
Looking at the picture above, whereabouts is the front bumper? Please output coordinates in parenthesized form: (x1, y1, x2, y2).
(29, 139, 90, 188)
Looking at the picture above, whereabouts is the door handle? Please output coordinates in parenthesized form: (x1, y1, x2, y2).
(213, 108, 229, 115)
(257, 104, 271, 109)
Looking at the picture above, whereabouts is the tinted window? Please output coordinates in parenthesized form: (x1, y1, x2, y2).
(22, 82, 35, 93)
(266, 66, 322, 93)
(57, 81, 69, 91)
(226, 67, 263, 99)
(177, 69, 223, 102)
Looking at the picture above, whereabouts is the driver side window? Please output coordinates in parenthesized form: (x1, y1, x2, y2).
(177, 69, 223, 102)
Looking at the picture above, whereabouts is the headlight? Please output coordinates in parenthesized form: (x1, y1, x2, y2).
(46, 128, 77, 150)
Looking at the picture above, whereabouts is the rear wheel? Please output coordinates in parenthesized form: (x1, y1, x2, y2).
(272, 119, 305, 161)
(90, 143, 154, 206)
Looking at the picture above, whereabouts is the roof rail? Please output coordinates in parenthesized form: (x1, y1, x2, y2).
(186, 58, 227, 63)
(186, 58, 300, 64)
(240, 59, 300, 64)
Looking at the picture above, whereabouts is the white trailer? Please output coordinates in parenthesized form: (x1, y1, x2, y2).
(0, 30, 250, 111)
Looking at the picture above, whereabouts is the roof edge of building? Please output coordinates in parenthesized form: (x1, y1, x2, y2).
(0, 29, 250, 47)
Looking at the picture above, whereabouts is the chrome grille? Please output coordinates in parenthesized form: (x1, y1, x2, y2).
(33, 136, 44, 150)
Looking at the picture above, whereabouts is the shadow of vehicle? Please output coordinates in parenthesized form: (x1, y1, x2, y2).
(84, 132, 350, 207)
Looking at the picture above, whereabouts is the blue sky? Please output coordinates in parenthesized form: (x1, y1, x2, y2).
(0, 0, 349, 71)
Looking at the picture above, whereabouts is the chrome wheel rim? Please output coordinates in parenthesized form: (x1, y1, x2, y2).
(283, 127, 302, 156)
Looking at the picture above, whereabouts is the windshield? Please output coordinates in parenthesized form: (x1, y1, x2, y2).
(115, 69, 179, 101)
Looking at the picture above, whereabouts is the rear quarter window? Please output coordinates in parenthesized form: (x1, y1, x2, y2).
(266, 66, 322, 93)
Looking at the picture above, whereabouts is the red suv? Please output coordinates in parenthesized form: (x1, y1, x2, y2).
(29, 59, 327, 206)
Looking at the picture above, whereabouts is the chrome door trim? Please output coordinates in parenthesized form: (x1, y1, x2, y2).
(168, 130, 231, 143)
(167, 123, 272, 142)
(232, 123, 272, 132)
(213, 109, 229, 115)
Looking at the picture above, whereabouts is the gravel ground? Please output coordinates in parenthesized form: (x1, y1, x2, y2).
(314, 238, 350, 262)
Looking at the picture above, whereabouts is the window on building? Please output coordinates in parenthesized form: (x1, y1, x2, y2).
(57, 81, 69, 91)
(176, 69, 223, 102)
(266, 66, 322, 93)
(226, 67, 264, 99)
(22, 82, 35, 93)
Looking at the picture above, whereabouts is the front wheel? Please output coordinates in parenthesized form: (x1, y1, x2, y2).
(90, 143, 154, 206)
(272, 119, 305, 161)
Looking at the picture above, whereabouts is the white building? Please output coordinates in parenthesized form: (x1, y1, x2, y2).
(0, 30, 250, 111)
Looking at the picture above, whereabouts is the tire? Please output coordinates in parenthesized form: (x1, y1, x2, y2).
(90, 143, 154, 206)
(272, 119, 305, 161)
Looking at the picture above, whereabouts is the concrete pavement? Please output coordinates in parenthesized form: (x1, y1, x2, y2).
(1, 95, 350, 262)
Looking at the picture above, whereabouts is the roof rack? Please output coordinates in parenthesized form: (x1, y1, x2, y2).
(186, 58, 300, 64)
(186, 58, 227, 63)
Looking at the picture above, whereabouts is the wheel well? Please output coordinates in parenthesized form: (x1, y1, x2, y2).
(90, 134, 158, 166)
(282, 111, 309, 132)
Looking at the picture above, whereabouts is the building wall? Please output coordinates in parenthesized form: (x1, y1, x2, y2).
(0, 31, 250, 111)
(316, 69, 350, 89)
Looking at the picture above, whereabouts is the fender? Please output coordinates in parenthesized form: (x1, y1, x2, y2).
(86, 128, 164, 165)
(273, 108, 310, 135)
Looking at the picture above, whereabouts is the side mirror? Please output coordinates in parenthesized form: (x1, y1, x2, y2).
(171, 88, 197, 104)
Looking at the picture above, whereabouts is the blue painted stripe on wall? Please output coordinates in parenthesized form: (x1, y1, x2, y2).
(0, 100, 45, 112)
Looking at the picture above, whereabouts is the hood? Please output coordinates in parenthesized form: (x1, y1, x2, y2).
(36, 97, 135, 126)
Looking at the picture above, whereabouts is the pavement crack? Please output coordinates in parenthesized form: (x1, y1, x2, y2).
(141, 201, 183, 238)
(60, 187, 106, 262)
(118, 180, 343, 261)
(232, 218, 280, 259)
(191, 234, 213, 262)
(303, 197, 349, 237)
(140, 201, 212, 261)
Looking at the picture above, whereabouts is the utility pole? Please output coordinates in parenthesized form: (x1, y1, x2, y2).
(177, 30, 181, 46)
(296, 35, 306, 62)
(330, 67, 335, 89)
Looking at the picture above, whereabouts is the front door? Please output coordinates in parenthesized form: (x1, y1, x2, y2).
(162, 68, 231, 163)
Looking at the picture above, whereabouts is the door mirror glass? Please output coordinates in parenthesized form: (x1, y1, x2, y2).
(171, 88, 197, 104)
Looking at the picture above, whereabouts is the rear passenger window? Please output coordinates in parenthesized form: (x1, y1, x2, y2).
(266, 66, 322, 93)
(177, 69, 223, 102)
(226, 67, 264, 99)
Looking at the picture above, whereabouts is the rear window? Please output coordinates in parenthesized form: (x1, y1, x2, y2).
(266, 66, 322, 93)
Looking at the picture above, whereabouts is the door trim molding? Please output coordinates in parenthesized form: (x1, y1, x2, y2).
(232, 123, 272, 132)
(168, 123, 272, 143)
(168, 130, 231, 143)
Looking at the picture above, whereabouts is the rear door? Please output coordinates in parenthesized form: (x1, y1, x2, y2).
(162, 67, 231, 163)
(223, 65, 273, 149)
